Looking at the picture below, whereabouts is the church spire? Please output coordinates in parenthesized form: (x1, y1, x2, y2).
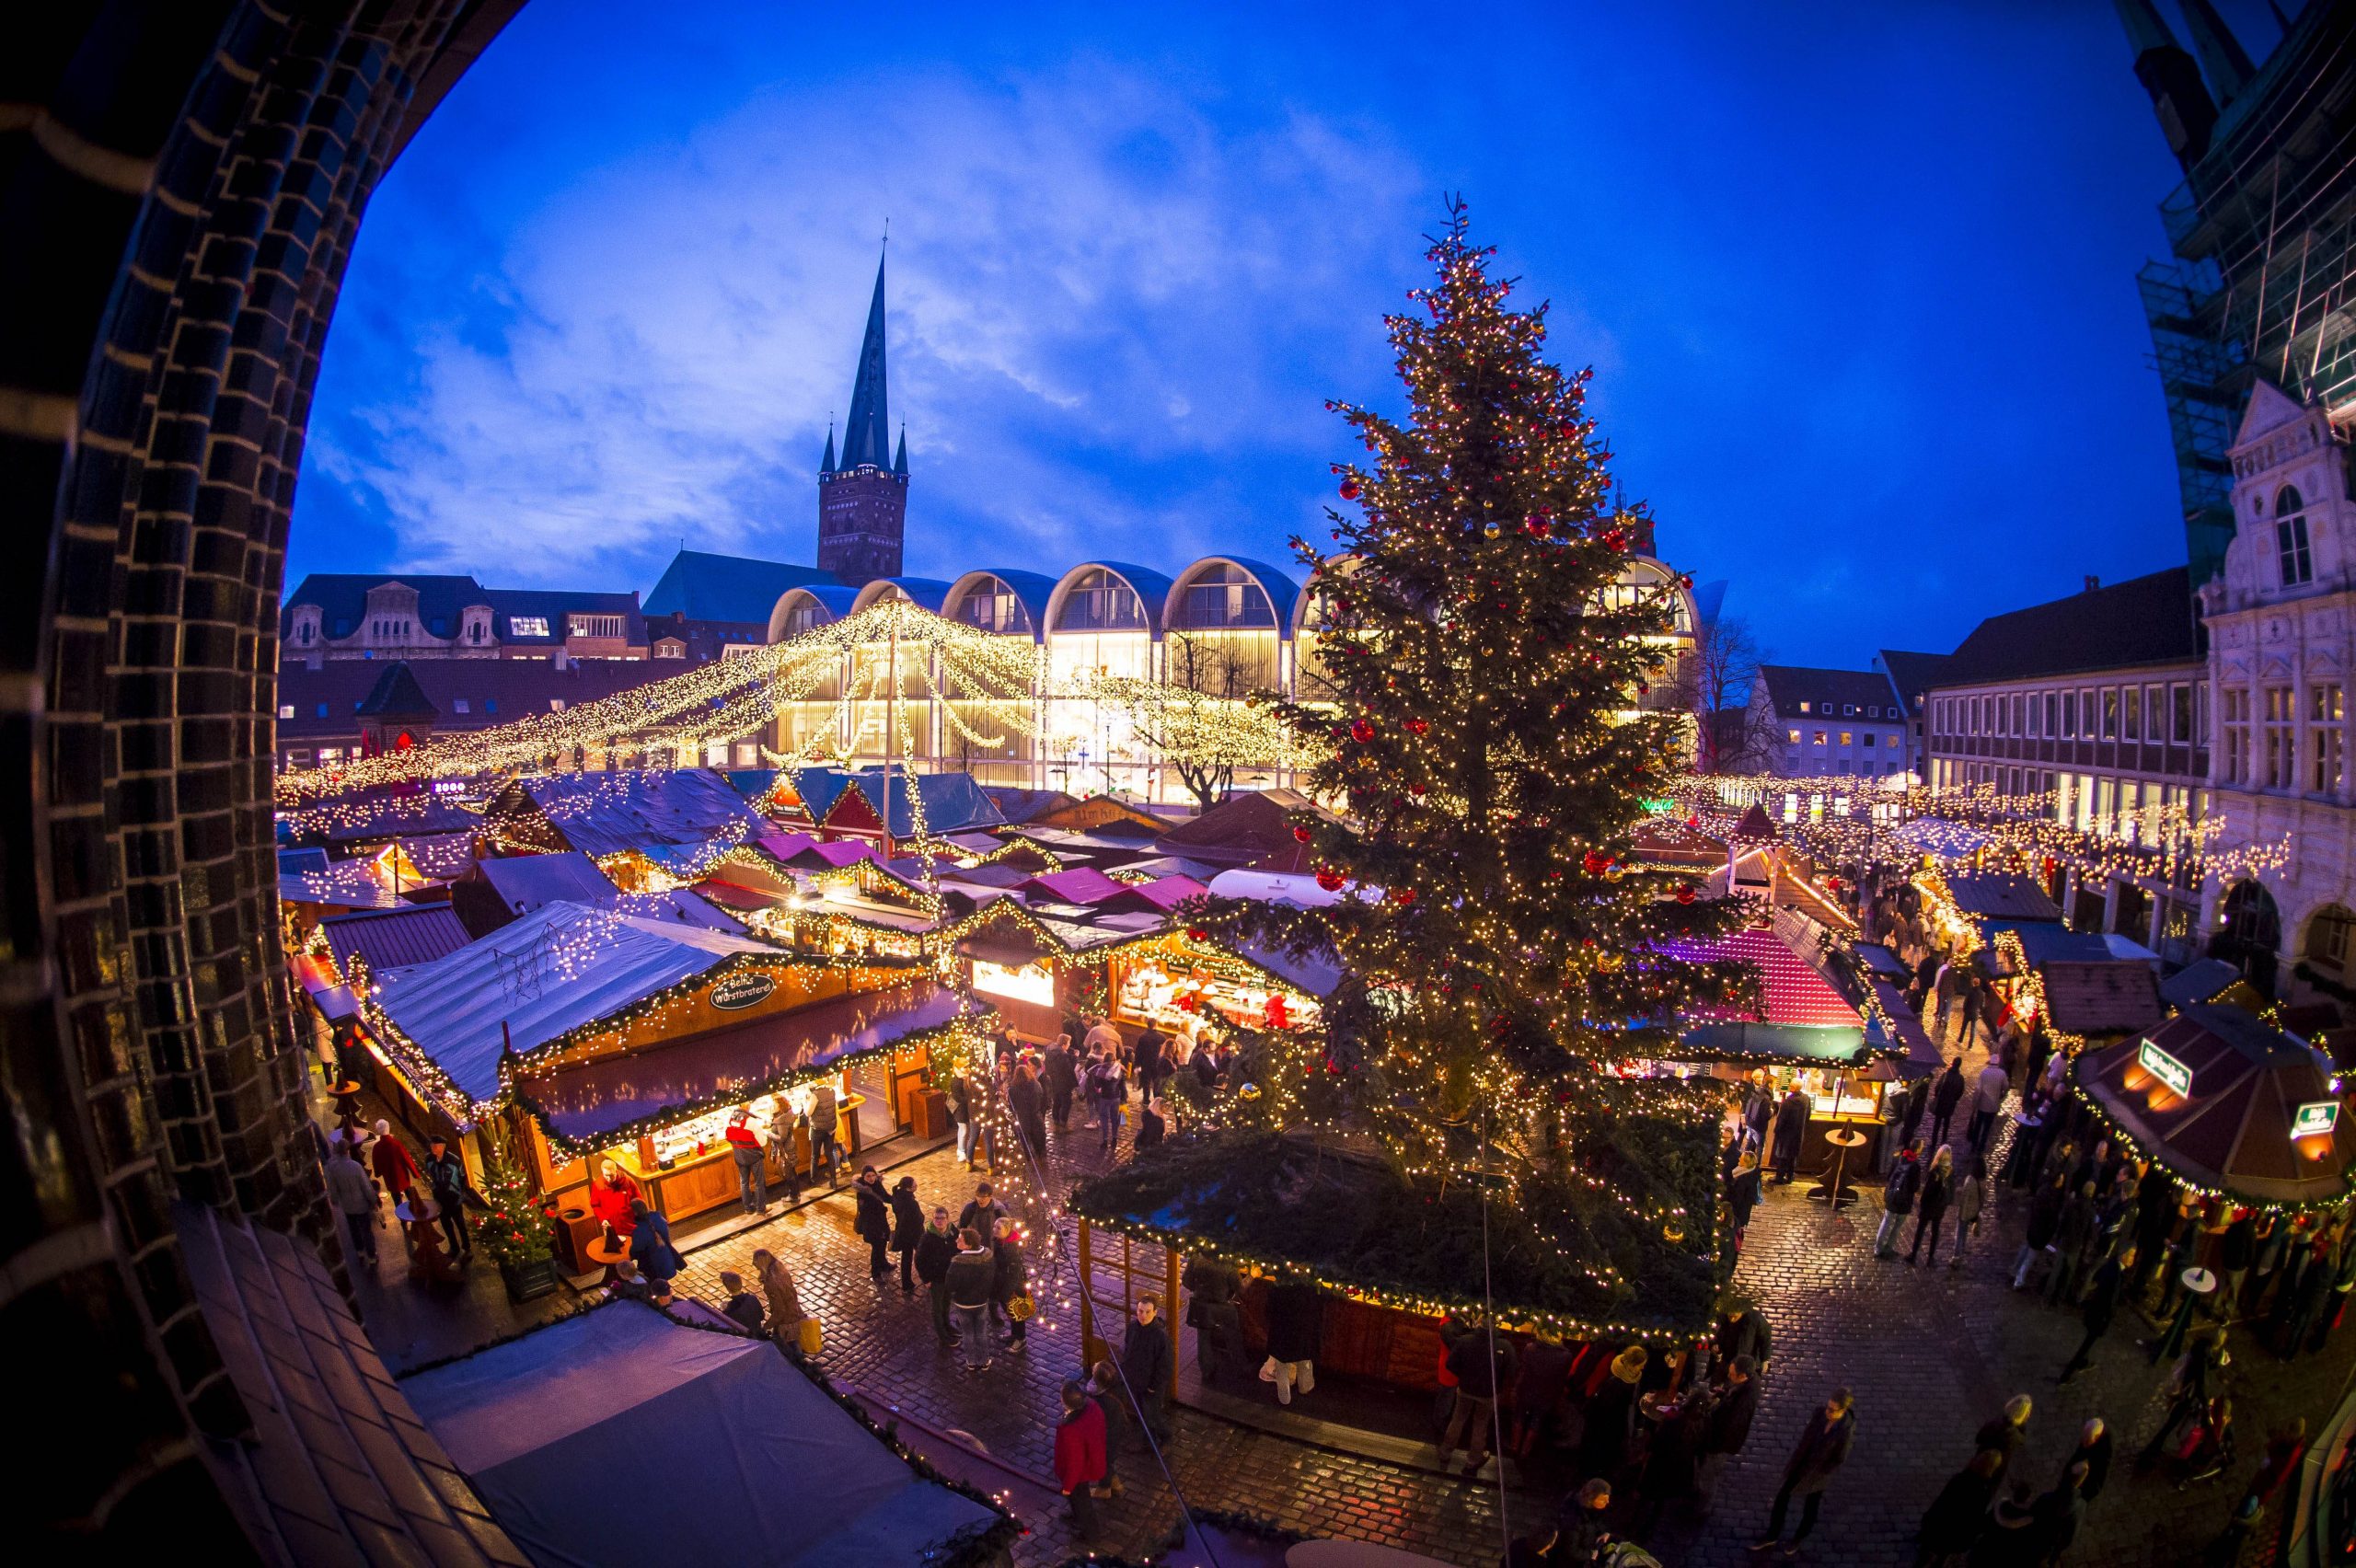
(839, 249, 891, 469)
(821, 421, 836, 474)
(893, 424, 907, 476)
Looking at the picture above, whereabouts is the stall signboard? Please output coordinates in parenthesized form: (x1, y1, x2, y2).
(2138, 1037, 2195, 1099)
(710, 971, 779, 1011)
(2292, 1100, 2341, 1138)
(972, 959, 1056, 1008)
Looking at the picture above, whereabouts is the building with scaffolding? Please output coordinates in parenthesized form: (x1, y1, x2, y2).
(2119, 0, 2356, 586)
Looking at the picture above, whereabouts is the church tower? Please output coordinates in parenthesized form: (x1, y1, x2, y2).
(817, 252, 909, 584)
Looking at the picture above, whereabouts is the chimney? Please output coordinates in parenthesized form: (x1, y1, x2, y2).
(2084, 575, 2101, 592)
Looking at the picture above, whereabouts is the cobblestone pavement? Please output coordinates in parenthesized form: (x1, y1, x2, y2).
(664, 1086, 2352, 1568)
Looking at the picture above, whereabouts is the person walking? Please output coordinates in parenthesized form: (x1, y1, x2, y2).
(2062, 1418, 2112, 1505)
(1915, 1448, 2001, 1567)
(1701, 1354, 1760, 1505)
(369, 1118, 422, 1202)
(1263, 1280, 1323, 1405)
(724, 1108, 768, 1216)
(1876, 1147, 1923, 1260)
(768, 1101, 805, 1206)
(1975, 1394, 2033, 1481)
(949, 1070, 976, 1167)
(1440, 1325, 1516, 1480)
(1967, 1056, 2008, 1153)
(916, 1206, 958, 1346)
(1969, 1481, 2038, 1566)
(889, 1174, 924, 1296)
(1009, 1061, 1047, 1166)
(1055, 1380, 1108, 1540)
(2014, 1177, 2066, 1292)
(324, 1142, 379, 1265)
(850, 1164, 892, 1282)
(2059, 1249, 2132, 1384)
(1898, 1072, 1932, 1150)
(991, 1214, 1029, 1355)
(1044, 1032, 1078, 1133)
(1089, 1048, 1125, 1154)
(1929, 1057, 1966, 1151)
(1121, 1295, 1173, 1442)
(1752, 1388, 1856, 1556)
(752, 1247, 807, 1359)
(421, 1136, 480, 1262)
(1770, 1083, 1809, 1184)
(1907, 1145, 1955, 1265)
(1133, 1021, 1168, 1102)
(1728, 1150, 1765, 1251)
(2048, 1181, 2101, 1307)
(946, 1228, 997, 1371)
(1087, 1359, 1132, 1500)
(627, 1198, 682, 1295)
(809, 1082, 843, 1187)
(1950, 1154, 1985, 1268)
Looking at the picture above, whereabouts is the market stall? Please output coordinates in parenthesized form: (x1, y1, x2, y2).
(1108, 929, 1335, 1040)
(2073, 1006, 2356, 1212)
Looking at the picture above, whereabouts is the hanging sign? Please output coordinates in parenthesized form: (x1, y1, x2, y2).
(2292, 1101, 2340, 1138)
(710, 971, 778, 1011)
(2138, 1037, 2194, 1099)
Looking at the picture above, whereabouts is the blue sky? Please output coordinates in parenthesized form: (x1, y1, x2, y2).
(292, 0, 2278, 668)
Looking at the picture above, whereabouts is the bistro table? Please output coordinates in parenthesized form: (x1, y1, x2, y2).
(583, 1235, 630, 1287)
(1807, 1126, 1869, 1210)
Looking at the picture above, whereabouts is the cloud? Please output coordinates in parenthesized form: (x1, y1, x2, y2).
(307, 63, 1423, 590)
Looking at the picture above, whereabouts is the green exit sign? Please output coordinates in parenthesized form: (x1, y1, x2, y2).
(2292, 1101, 2340, 1138)
(2139, 1038, 2194, 1099)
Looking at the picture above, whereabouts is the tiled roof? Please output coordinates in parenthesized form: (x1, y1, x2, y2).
(319, 904, 473, 975)
(1876, 649, 1952, 708)
(1755, 665, 1906, 721)
(276, 660, 682, 744)
(2038, 960, 2164, 1036)
(1935, 567, 2201, 686)
(355, 662, 436, 718)
(642, 549, 839, 624)
(283, 572, 490, 627)
(176, 1202, 525, 1568)
(479, 588, 645, 647)
(1942, 869, 2063, 923)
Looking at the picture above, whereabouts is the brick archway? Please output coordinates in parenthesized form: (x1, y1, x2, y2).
(1, 4, 520, 1542)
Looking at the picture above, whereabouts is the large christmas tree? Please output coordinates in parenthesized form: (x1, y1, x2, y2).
(1132, 204, 1753, 1330)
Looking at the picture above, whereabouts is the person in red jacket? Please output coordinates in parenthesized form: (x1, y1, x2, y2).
(1054, 1379, 1107, 1540)
(588, 1158, 641, 1237)
(368, 1120, 422, 1198)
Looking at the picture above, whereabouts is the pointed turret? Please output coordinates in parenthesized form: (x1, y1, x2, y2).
(2115, 0, 2219, 168)
(839, 252, 891, 470)
(2177, 0, 2255, 103)
(892, 425, 907, 477)
(821, 423, 837, 475)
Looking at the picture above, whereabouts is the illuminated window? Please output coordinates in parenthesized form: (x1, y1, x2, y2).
(508, 616, 550, 638)
(1787, 728, 1801, 744)
(2312, 684, 2343, 794)
(277, 705, 294, 720)
(453, 698, 470, 713)
(2265, 686, 2296, 789)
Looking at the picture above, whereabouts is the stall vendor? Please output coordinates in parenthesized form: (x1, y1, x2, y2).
(589, 1156, 642, 1235)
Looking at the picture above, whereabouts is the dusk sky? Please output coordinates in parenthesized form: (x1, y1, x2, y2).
(289, 0, 2282, 669)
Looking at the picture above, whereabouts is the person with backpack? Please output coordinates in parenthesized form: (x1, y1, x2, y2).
(808, 1082, 843, 1187)
(1877, 1147, 1923, 1260)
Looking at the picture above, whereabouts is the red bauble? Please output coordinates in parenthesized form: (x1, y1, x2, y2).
(1676, 883, 1697, 905)
(1314, 868, 1346, 892)
(1292, 824, 1313, 843)
(1410, 782, 1426, 795)
(1349, 718, 1376, 744)
(1176, 991, 1200, 1012)
(1186, 927, 1208, 941)
(1404, 718, 1430, 736)
(1339, 478, 1361, 501)
(1391, 887, 1416, 905)
(1581, 850, 1607, 876)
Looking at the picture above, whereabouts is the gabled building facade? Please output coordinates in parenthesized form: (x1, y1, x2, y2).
(1750, 664, 1911, 778)
(282, 573, 649, 667)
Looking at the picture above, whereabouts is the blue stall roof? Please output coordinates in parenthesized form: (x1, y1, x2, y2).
(401, 1303, 1002, 1567)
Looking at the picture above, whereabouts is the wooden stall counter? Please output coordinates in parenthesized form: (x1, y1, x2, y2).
(608, 1093, 872, 1223)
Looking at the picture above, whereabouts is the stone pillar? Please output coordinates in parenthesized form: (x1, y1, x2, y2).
(2100, 876, 2122, 935)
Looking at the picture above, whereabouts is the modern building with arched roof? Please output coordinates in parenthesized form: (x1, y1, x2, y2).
(941, 570, 1057, 642)
(1162, 556, 1300, 698)
(849, 576, 954, 617)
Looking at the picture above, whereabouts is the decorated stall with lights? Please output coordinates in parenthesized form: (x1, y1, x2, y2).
(352, 900, 988, 1248)
(2073, 1006, 2356, 1216)
(1649, 926, 1902, 1170)
(478, 768, 770, 886)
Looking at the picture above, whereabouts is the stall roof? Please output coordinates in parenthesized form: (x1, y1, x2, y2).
(1105, 874, 1211, 913)
(370, 902, 776, 1105)
(1657, 928, 1864, 1031)
(319, 904, 473, 976)
(279, 856, 407, 910)
(980, 787, 1078, 824)
(2039, 961, 2165, 1038)
(519, 979, 986, 1144)
(1153, 789, 1320, 866)
(1019, 867, 1129, 905)
(1119, 854, 1226, 882)
(757, 831, 878, 870)
(2162, 958, 2261, 1011)
(399, 1303, 1002, 1567)
(1206, 868, 1380, 908)
(179, 1203, 525, 1567)
(1678, 1021, 1875, 1066)
(501, 769, 768, 860)
(2006, 925, 2119, 968)
(1233, 936, 1345, 998)
(1938, 869, 2062, 923)
(470, 850, 622, 914)
(2073, 1005, 2356, 1206)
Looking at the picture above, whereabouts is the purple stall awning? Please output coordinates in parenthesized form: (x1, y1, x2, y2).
(519, 979, 988, 1144)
